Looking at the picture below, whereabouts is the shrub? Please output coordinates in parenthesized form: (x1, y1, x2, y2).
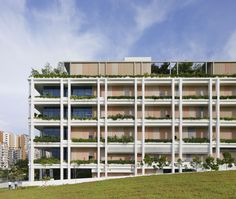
(107, 135, 134, 143)
(71, 160, 97, 165)
(34, 114, 60, 120)
(70, 95, 96, 100)
(107, 96, 135, 99)
(71, 138, 97, 142)
(183, 137, 209, 143)
(34, 136, 60, 142)
(145, 139, 172, 143)
(107, 160, 135, 164)
(71, 116, 97, 120)
(34, 157, 60, 165)
(203, 156, 219, 171)
(221, 139, 236, 143)
(107, 114, 134, 120)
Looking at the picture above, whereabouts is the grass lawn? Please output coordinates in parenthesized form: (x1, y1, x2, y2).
(0, 171, 236, 199)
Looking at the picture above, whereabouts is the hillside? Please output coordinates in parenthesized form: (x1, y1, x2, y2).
(0, 171, 236, 199)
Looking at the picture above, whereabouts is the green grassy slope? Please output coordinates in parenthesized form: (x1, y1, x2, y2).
(0, 171, 236, 199)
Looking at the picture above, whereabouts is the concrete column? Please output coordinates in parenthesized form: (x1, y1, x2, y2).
(29, 78, 35, 182)
(67, 79, 71, 179)
(39, 169, 43, 180)
(134, 78, 138, 175)
(141, 77, 145, 175)
(104, 78, 108, 177)
(216, 78, 220, 158)
(171, 78, 175, 173)
(97, 79, 101, 178)
(179, 78, 183, 173)
(205, 62, 208, 74)
(208, 78, 213, 156)
(60, 79, 64, 180)
(49, 169, 53, 178)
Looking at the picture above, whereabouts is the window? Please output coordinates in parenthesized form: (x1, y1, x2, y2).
(43, 107, 60, 118)
(72, 107, 93, 118)
(89, 152, 94, 160)
(72, 86, 92, 96)
(43, 86, 60, 97)
(43, 127, 60, 137)
(188, 127, 196, 138)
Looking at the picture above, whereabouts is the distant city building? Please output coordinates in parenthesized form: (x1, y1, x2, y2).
(0, 131, 29, 169)
(0, 144, 8, 169)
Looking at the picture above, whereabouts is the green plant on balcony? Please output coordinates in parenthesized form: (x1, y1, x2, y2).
(183, 137, 209, 143)
(107, 114, 134, 120)
(36, 94, 60, 98)
(107, 135, 134, 143)
(182, 95, 208, 99)
(183, 117, 209, 120)
(34, 114, 60, 120)
(70, 95, 96, 100)
(220, 139, 236, 143)
(71, 160, 97, 165)
(145, 116, 171, 120)
(34, 136, 60, 142)
(71, 138, 97, 142)
(140, 96, 173, 100)
(107, 96, 135, 99)
(220, 117, 236, 121)
(34, 157, 60, 165)
(71, 116, 97, 120)
(145, 139, 172, 143)
(107, 159, 135, 164)
(220, 96, 236, 99)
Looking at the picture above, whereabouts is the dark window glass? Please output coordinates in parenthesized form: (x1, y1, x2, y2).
(72, 107, 92, 118)
(43, 107, 60, 118)
(42, 148, 60, 159)
(43, 86, 60, 97)
(72, 86, 92, 96)
(43, 127, 60, 137)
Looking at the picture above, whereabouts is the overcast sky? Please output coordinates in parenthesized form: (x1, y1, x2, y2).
(0, 0, 236, 134)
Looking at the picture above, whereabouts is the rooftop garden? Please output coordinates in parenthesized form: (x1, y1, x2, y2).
(30, 63, 236, 78)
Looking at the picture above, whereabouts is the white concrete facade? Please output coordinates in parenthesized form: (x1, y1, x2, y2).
(29, 76, 236, 181)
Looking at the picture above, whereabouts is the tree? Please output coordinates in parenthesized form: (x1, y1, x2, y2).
(203, 156, 219, 171)
(143, 154, 167, 172)
(53, 62, 67, 75)
(151, 63, 169, 74)
(31, 68, 40, 76)
(222, 152, 235, 169)
(30, 62, 68, 76)
(191, 156, 202, 171)
(41, 63, 53, 75)
(177, 158, 183, 172)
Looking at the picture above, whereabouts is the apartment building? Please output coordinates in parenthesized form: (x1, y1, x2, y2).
(0, 131, 29, 168)
(0, 144, 8, 169)
(28, 58, 236, 181)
